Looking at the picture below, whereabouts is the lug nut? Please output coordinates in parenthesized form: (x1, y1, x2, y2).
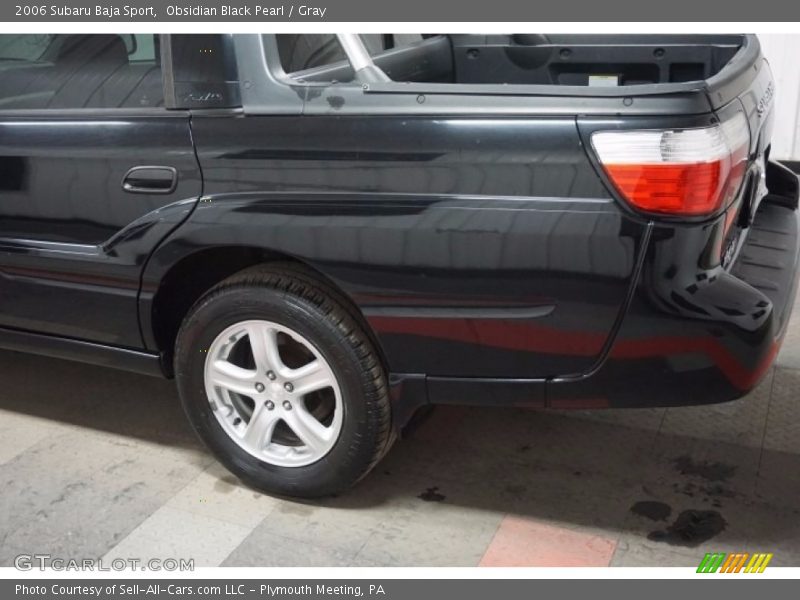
(265, 400, 275, 410)
(284, 382, 294, 392)
(255, 382, 265, 392)
(266, 371, 276, 380)
(282, 400, 292, 411)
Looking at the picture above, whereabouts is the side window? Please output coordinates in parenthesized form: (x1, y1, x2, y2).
(0, 34, 52, 61)
(126, 34, 157, 62)
(276, 34, 347, 75)
(0, 34, 163, 109)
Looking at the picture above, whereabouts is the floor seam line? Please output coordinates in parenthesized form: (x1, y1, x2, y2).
(755, 366, 778, 484)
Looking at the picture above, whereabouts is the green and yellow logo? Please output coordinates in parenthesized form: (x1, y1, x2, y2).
(697, 552, 773, 573)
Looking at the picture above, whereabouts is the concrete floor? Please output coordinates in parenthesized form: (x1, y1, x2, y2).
(1, 294, 800, 568)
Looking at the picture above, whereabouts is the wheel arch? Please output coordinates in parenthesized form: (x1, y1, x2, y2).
(141, 244, 389, 377)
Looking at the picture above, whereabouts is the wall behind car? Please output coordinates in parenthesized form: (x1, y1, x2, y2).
(758, 34, 800, 161)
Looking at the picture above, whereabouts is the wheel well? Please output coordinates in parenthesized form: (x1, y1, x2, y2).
(149, 246, 387, 374)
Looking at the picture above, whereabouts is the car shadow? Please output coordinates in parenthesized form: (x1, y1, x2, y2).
(0, 348, 199, 450)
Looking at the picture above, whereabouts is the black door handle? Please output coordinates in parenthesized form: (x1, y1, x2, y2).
(122, 166, 178, 194)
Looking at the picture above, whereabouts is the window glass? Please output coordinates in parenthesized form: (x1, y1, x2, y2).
(127, 34, 157, 62)
(0, 34, 163, 109)
(276, 34, 347, 74)
(0, 34, 53, 61)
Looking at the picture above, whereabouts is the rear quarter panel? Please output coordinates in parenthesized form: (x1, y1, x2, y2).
(145, 113, 649, 381)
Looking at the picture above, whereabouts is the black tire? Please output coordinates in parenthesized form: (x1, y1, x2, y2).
(174, 263, 393, 498)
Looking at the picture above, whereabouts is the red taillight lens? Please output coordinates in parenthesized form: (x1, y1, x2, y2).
(601, 162, 724, 214)
(592, 113, 750, 216)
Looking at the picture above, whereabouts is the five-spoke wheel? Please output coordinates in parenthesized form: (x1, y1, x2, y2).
(204, 320, 342, 467)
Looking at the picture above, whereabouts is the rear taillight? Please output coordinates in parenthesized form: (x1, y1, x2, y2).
(591, 113, 750, 216)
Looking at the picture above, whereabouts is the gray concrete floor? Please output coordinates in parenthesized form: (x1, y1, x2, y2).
(1, 294, 799, 567)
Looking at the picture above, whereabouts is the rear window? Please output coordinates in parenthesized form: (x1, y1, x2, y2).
(276, 34, 346, 74)
(275, 34, 422, 79)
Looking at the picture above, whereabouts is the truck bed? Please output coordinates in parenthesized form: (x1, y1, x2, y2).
(436, 34, 745, 87)
(286, 34, 759, 112)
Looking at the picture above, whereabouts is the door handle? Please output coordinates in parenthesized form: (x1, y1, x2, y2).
(122, 166, 178, 194)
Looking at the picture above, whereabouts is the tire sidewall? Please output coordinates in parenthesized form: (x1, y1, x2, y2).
(176, 284, 380, 497)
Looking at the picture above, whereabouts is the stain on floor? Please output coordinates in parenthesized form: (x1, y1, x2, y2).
(673, 456, 737, 482)
(630, 500, 672, 522)
(648, 510, 727, 547)
(418, 486, 446, 502)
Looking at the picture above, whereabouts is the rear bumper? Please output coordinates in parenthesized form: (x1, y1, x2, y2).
(388, 162, 799, 425)
(549, 161, 800, 408)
